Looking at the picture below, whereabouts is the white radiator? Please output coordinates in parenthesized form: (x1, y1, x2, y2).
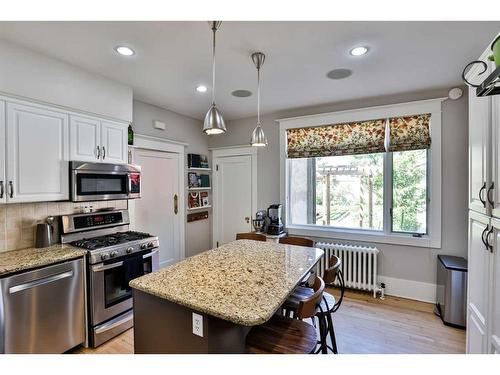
(315, 242, 380, 297)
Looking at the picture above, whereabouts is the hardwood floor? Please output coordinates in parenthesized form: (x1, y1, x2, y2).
(70, 288, 465, 354)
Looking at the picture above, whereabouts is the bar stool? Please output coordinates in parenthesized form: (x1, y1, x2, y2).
(245, 276, 325, 354)
(236, 232, 267, 241)
(282, 255, 345, 354)
(279, 236, 315, 248)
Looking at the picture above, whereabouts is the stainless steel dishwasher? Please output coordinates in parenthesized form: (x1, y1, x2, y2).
(0, 258, 85, 353)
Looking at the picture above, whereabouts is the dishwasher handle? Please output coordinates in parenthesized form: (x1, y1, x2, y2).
(9, 270, 74, 294)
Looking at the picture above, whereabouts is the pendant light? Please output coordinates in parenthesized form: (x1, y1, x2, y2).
(251, 52, 267, 147)
(203, 21, 226, 135)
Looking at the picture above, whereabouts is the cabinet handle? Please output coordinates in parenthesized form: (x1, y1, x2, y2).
(482, 225, 489, 249)
(173, 194, 178, 215)
(102, 147, 106, 160)
(8, 181, 13, 199)
(96, 146, 101, 159)
(486, 226, 494, 252)
(487, 182, 494, 206)
(479, 182, 487, 207)
(0, 181, 3, 199)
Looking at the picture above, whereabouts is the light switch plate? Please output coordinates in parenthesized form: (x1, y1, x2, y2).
(192, 312, 203, 337)
(153, 120, 166, 130)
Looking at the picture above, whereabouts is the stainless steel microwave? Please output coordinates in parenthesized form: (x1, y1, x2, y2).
(70, 161, 141, 202)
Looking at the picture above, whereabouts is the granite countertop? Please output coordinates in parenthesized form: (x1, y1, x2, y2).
(130, 239, 323, 326)
(0, 244, 87, 277)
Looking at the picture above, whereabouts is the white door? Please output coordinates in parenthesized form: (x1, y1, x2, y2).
(468, 60, 492, 215)
(489, 218, 500, 354)
(131, 149, 181, 268)
(101, 121, 127, 164)
(69, 114, 101, 162)
(6, 102, 69, 203)
(467, 211, 490, 353)
(0, 101, 5, 203)
(214, 154, 254, 246)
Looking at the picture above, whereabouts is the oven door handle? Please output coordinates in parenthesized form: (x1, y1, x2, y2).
(143, 249, 159, 259)
(92, 261, 124, 272)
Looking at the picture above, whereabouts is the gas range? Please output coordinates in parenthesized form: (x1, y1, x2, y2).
(60, 209, 160, 348)
(70, 231, 159, 264)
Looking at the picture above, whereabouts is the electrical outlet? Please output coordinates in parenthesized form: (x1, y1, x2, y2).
(153, 120, 166, 130)
(192, 312, 203, 337)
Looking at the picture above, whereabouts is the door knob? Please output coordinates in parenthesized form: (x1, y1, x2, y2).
(245, 217, 250, 223)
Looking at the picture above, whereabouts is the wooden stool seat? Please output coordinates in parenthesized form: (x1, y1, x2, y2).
(283, 287, 336, 315)
(279, 236, 314, 247)
(246, 314, 318, 354)
(236, 232, 267, 241)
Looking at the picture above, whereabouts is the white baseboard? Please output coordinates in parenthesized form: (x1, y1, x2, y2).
(377, 275, 436, 304)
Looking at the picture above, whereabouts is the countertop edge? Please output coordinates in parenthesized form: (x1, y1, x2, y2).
(0, 245, 87, 278)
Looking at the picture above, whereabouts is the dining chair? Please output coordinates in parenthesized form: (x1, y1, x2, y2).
(279, 236, 315, 247)
(245, 276, 325, 354)
(282, 255, 345, 354)
(236, 232, 267, 242)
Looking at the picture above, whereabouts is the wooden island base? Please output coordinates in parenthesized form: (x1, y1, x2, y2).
(133, 289, 251, 354)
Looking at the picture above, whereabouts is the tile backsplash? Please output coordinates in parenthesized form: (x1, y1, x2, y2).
(0, 200, 128, 252)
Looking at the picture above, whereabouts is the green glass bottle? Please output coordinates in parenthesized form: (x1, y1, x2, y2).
(128, 124, 134, 145)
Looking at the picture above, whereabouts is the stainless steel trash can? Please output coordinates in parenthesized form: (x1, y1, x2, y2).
(435, 255, 467, 328)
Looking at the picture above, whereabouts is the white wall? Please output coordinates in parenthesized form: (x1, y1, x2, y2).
(133, 100, 211, 257)
(0, 39, 133, 122)
(208, 88, 468, 300)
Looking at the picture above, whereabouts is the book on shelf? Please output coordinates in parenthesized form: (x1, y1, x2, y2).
(188, 192, 200, 208)
(188, 153, 209, 169)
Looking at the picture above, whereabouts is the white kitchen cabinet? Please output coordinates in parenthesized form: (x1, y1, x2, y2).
(0, 101, 5, 203)
(70, 114, 100, 162)
(489, 218, 500, 354)
(491, 95, 500, 218)
(69, 114, 128, 164)
(467, 211, 490, 353)
(468, 53, 492, 215)
(466, 34, 500, 354)
(101, 120, 128, 164)
(6, 101, 69, 203)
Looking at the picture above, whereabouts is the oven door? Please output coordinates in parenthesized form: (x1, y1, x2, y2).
(90, 249, 159, 326)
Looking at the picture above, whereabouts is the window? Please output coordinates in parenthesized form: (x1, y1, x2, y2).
(280, 99, 442, 248)
(288, 150, 427, 234)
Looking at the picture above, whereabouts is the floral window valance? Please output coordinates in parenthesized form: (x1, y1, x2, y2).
(286, 119, 386, 159)
(286, 113, 431, 158)
(388, 113, 431, 152)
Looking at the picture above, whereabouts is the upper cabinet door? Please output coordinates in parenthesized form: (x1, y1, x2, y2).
(70, 114, 101, 162)
(6, 102, 69, 203)
(468, 58, 492, 215)
(0, 101, 5, 204)
(100, 121, 128, 164)
(491, 94, 500, 219)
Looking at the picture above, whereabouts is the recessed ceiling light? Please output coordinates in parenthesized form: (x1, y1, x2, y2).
(231, 90, 252, 98)
(350, 46, 368, 56)
(115, 46, 135, 56)
(327, 68, 352, 80)
(196, 85, 208, 93)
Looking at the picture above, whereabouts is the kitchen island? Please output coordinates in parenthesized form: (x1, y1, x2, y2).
(129, 239, 323, 353)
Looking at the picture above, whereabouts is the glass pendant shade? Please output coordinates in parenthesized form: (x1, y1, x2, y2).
(251, 124, 267, 146)
(203, 103, 226, 135)
(203, 21, 226, 135)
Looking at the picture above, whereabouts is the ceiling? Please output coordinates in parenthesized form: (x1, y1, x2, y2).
(0, 21, 498, 120)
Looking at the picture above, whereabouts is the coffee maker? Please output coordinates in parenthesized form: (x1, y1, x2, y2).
(267, 204, 284, 235)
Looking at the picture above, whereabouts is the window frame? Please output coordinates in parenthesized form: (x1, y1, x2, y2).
(278, 98, 443, 249)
